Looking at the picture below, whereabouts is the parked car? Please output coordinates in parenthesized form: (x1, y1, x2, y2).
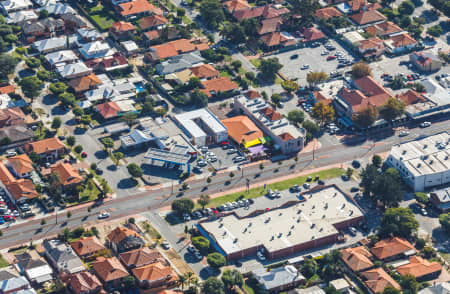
(98, 211, 110, 219)
(327, 55, 336, 60)
(399, 130, 410, 137)
(257, 251, 266, 261)
(420, 121, 431, 128)
(194, 251, 203, 260)
(301, 64, 310, 70)
(161, 240, 171, 249)
(290, 54, 299, 59)
(303, 183, 310, 189)
(348, 226, 357, 236)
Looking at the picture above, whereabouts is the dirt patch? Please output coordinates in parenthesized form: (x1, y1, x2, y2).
(163, 248, 193, 275)
(208, 102, 235, 120)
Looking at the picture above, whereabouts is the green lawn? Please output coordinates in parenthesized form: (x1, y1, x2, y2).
(86, 4, 116, 31)
(0, 255, 9, 268)
(250, 58, 261, 68)
(182, 15, 192, 24)
(220, 70, 232, 78)
(196, 167, 344, 209)
(243, 283, 255, 294)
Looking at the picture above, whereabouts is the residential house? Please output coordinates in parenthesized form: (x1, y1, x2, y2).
(258, 17, 283, 35)
(49, 162, 83, 190)
(365, 21, 403, 37)
(329, 278, 350, 293)
(396, 89, 428, 106)
(0, 125, 34, 149)
(430, 187, 450, 212)
(35, 0, 60, 7)
(418, 282, 450, 294)
(42, 3, 75, 16)
(370, 237, 416, 261)
(384, 33, 417, 54)
(350, 10, 386, 26)
(233, 4, 289, 22)
(190, 64, 220, 80)
(155, 51, 204, 75)
(119, 248, 165, 269)
(121, 40, 139, 56)
(67, 73, 103, 96)
(5, 178, 39, 203)
(24, 137, 66, 162)
(199, 77, 239, 98)
(0, 107, 26, 128)
(165, 69, 195, 85)
(0, 272, 31, 294)
(71, 237, 106, 260)
(147, 39, 209, 61)
(260, 31, 296, 50)
(92, 257, 129, 291)
(138, 15, 168, 31)
(117, 0, 161, 20)
(288, 286, 326, 294)
(244, 90, 261, 99)
(56, 62, 92, 80)
(96, 102, 122, 120)
(0, 85, 15, 95)
(340, 246, 374, 272)
(221, 116, 263, 145)
(106, 226, 145, 254)
(358, 37, 385, 58)
(6, 10, 38, 25)
(84, 52, 129, 72)
(66, 271, 103, 294)
(45, 50, 79, 69)
(0, 0, 32, 13)
(315, 7, 342, 20)
(409, 51, 442, 72)
(0, 162, 16, 185)
(302, 27, 326, 43)
(143, 30, 162, 43)
(223, 0, 250, 14)
(132, 262, 178, 289)
(396, 256, 442, 281)
(7, 154, 34, 178)
(61, 13, 88, 31)
(77, 28, 102, 43)
(253, 266, 305, 293)
(32, 36, 66, 53)
(79, 41, 113, 60)
(361, 268, 401, 293)
(110, 21, 136, 40)
(14, 252, 53, 285)
(43, 239, 85, 274)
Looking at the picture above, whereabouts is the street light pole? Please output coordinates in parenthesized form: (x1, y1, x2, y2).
(55, 208, 58, 224)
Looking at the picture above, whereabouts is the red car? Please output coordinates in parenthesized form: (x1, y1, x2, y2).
(220, 141, 229, 145)
(81, 152, 87, 158)
(3, 215, 15, 221)
(327, 55, 336, 60)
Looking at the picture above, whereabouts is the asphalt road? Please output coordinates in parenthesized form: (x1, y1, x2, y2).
(0, 119, 448, 249)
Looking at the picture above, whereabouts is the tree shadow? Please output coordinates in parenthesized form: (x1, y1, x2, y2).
(107, 164, 118, 171)
(118, 178, 137, 189)
(42, 94, 58, 106)
(95, 150, 108, 160)
(74, 127, 87, 135)
(51, 105, 70, 116)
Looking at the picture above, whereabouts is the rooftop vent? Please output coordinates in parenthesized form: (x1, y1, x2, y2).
(429, 160, 433, 164)
(402, 150, 407, 155)
(234, 238, 238, 243)
(417, 163, 421, 168)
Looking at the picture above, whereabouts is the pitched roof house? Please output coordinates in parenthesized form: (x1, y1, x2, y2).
(370, 237, 415, 260)
(66, 271, 103, 294)
(302, 27, 326, 43)
(365, 21, 403, 37)
(68, 73, 103, 95)
(223, 0, 251, 13)
(0, 273, 31, 294)
(138, 15, 168, 31)
(260, 31, 296, 49)
(0, 125, 34, 149)
(396, 256, 442, 280)
(92, 257, 129, 291)
(117, 0, 161, 19)
(190, 64, 220, 80)
(384, 33, 417, 54)
(71, 237, 106, 259)
(0, 107, 26, 128)
(132, 262, 178, 289)
(107, 227, 145, 254)
(7, 154, 34, 178)
(233, 4, 289, 21)
(14, 252, 53, 284)
(350, 10, 386, 25)
(50, 162, 83, 188)
(315, 7, 342, 20)
(96, 102, 122, 120)
(358, 37, 385, 57)
(5, 179, 39, 203)
(409, 51, 442, 72)
(199, 77, 239, 97)
(341, 246, 374, 272)
(110, 21, 136, 40)
(361, 268, 401, 293)
(43, 239, 85, 274)
(221, 116, 264, 144)
(25, 137, 66, 162)
(149, 39, 208, 60)
(119, 248, 164, 269)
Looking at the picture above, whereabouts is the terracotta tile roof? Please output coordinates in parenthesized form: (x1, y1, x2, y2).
(190, 64, 220, 79)
(221, 116, 263, 144)
(138, 15, 168, 30)
(150, 39, 208, 59)
(25, 137, 65, 155)
(233, 5, 289, 21)
(361, 268, 401, 293)
(132, 262, 177, 284)
(387, 33, 417, 48)
(359, 37, 384, 51)
(6, 178, 39, 201)
(244, 90, 261, 99)
(68, 73, 102, 93)
(396, 90, 426, 105)
(312, 91, 332, 105)
(71, 237, 105, 257)
(366, 21, 402, 36)
(350, 10, 386, 25)
(111, 21, 135, 33)
(279, 132, 295, 141)
(258, 17, 282, 35)
(0, 107, 26, 128)
(302, 27, 326, 42)
(120, 247, 163, 268)
(199, 77, 238, 97)
(349, 0, 367, 11)
(50, 162, 83, 186)
(92, 257, 129, 282)
(223, 0, 251, 13)
(0, 85, 15, 94)
(260, 31, 295, 47)
(339, 88, 368, 112)
(260, 107, 282, 121)
(96, 102, 121, 119)
(107, 227, 140, 245)
(354, 76, 391, 98)
(341, 246, 374, 272)
(315, 7, 342, 20)
(397, 256, 442, 278)
(371, 237, 415, 260)
(67, 271, 103, 294)
(119, 0, 158, 17)
(7, 154, 34, 175)
(144, 30, 161, 41)
(0, 162, 15, 184)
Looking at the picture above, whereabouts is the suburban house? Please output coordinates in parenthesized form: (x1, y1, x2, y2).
(43, 239, 85, 274)
(66, 271, 103, 294)
(138, 15, 168, 31)
(384, 33, 417, 54)
(14, 252, 53, 285)
(155, 51, 204, 75)
(119, 248, 165, 269)
(409, 51, 442, 72)
(360, 268, 401, 293)
(349, 10, 386, 26)
(199, 77, 239, 98)
(110, 21, 136, 40)
(190, 64, 220, 80)
(61, 13, 88, 31)
(79, 41, 113, 60)
(370, 237, 416, 261)
(49, 162, 83, 190)
(116, 0, 161, 20)
(221, 116, 264, 146)
(232, 4, 289, 21)
(7, 154, 34, 178)
(6, 10, 38, 25)
(358, 37, 385, 58)
(32, 36, 66, 54)
(77, 28, 103, 43)
(84, 52, 129, 72)
(418, 282, 450, 294)
(260, 31, 296, 50)
(0, 0, 32, 14)
(340, 246, 374, 272)
(315, 7, 342, 20)
(106, 227, 145, 254)
(223, 0, 251, 14)
(132, 262, 178, 289)
(147, 39, 209, 61)
(365, 21, 403, 37)
(92, 257, 129, 291)
(430, 187, 450, 212)
(71, 237, 106, 260)
(45, 50, 79, 69)
(0, 272, 31, 294)
(67, 73, 103, 96)
(301, 27, 326, 44)
(56, 62, 93, 80)
(0, 125, 33, 149)
(5, 177, 39, 203)
(396, 256, 442, 281)
(121, 40, 139, 56)
(24, 137, 66, 162)
(96, 102, 122, 120)
(0, 107, 26, 127)
(253, 266, 305, 293)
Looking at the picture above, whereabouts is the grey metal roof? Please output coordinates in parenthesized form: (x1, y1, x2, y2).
(253, 266, 305, 291)
(156, 51, 204, 75)
(144, 147, 190, 165)
(0, 276, 29, 292)
(32, 36, 65, 52)
(43, 239, 84, 274)
(40, 3, 74, 15)
(418, 282, 450, 294)
(56, 62, 91, 78)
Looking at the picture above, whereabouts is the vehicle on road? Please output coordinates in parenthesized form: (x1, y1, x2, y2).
(327, 55, 336, 60)
(161, 240, 170, 249)
(419, 122, 431, 128)
(399, 130, 410, 137)
(301, 64, 309, 70)
(98, 211, 110, 219)
(290, 54, 299, 59)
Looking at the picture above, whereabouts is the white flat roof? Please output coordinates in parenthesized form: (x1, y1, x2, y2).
(390, 132, 450, 176)
(174, 108, 227, 139)
(201, 186, 363, 255)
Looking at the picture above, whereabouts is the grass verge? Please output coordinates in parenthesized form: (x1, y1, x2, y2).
(250, 58, 261, 68)
(0, 254, 9, 268)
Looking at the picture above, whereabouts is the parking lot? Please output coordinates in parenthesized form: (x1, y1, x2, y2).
(195, 143, 244, 172)
(274, 39, 357, 85)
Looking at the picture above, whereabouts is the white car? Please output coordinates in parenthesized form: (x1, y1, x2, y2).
(234, 156, 245, 162)
(197, 160, 207, 167)
(399, 130, 410, 137)
(161, 240, 171, 249)
(420, 121, 431, 128)
(321, 51, 329, 55)
(98, 211, 110, 219)
(257, 251, 266, 261)
(301, 64, 309, 70)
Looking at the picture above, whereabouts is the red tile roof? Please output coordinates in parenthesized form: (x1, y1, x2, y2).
(199, 77, 238, 97)
(67, 271, 103, 294)
(366, 21, 403, 36)
(387, 33, 417, 48)
(279, 132, 294, 141)
(120, 247, 164, 269)
(92, 257, 129, 282)
(371, 237, 415, 260)
(244, 90, 261, 99)
(71, 237, 105, 257)
(302, 27, 326, 42)
(353, 76, 391, 98)
(260, 107, 282, 121)
(119, 0, 160, 17)
(144, 30, 161, 41)
(150, 39, 208, 59)
(0, 162, 15, 184)
(107, 227, 140, 245)
(258, 17, 283, 35)
(397, 256, 442, 278)
(260, 31, 296, 47)
(139, 15, 168, 30)
(350, 10, 386, 25)
(132, 262, 177, 285)
(233, 5, 289, 21)
(190, 64, 220, 79)
(96, 102, 121, 119)
(0, 85, 15, 94)
(0, 107, 26, 128)
(221, 116, 263, 144)
(315, 7, 342, 20)
(25, 137, 65, 155)
(50, 162, 83, 187)
(111, 21, 135, 33)
(68, 73, 102, 93)
(396, 90, 426, 105)
(6, 178, 39, 201)
(361, 268, 401, 293)
(7, 154, 34, 175)
(341, 246, 374, 272)
(223, 0, 251, 13)
(349, 0, 367, 11)
(359, 37, 384, 51)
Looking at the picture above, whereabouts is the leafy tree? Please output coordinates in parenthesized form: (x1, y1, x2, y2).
(39, 9, 48, 19)
(413, 82, 425, 93)
(41, 219, 46, 226)
(302, 120, 320, 135)
(399, 15, 412, 27)
(25, 57, 41, 69)
(0, 54, 18, 79)
(191, 89, 208, 107)
(311, 102, 334, 126)
(127, 163, 143, 178)
(360, 164, 380, 196)
(101, 137, 114, 150)
(220, 23, 246, 44)
(271, 93, 281, 106)
(122, 276, 136, 289)
(414, 192, 429, 205)
(426, 24, 443, 37)
(372, 155, 382, 167)
(352, 106, 378, 128)
(171, 198, 194, 216)
(199, 0, 225, 29)
(188, 77, 202, 89)
(207, 252, 226, 269)
(51, 117, 62, 129)
(197, 194, 210, 209)
(37, 70, 50, 81)
(259, 58, 283, 81)
(241, 18, 260, 38)
(400, 274, 419, 294)
(291, 0, 320, 27)
(306, 71, 329, 87)
(0, 137, 11, 146)
(231, 60, 242, 72)
(281, 80, 299, 93)
(19, 76, 43, 101)
(302, 259, 318, 278)
(383, 286, 401, 294)
(372, 168, 404, 207)
(113, 152, 124, 165)
(221, 269, 243, 291)
(287, 110, 305, 124)
(415, 238, 425, 249)
(80, 115, 91, 127)
(67, 211, 72, 219)
(325, 285, 341, 294)
(398, 0, 415, 15)
(379, 207, 419, 238)
(49, 82, 67, 95)
(381, 97, 405, 121)
(120, 112, 137, 127)
(192, 236, 210, 254)
(351, 62, 372, 79)
(202, 277, 225, 294)
(390, 75, 405, 90)
(177, 7, 186, 17)
(73, 107, 84, 117)
(58, 92, 76, 106)
(439, 213, 450, 234)
(74, 145, 83, 153)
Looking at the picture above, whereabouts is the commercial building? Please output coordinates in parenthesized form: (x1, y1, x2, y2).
(386, 132, 450, 191)
(233, 95, 305, 154)
(410, 51, 442, 72)
(430, 187, 450, 212)
(199, 185, 364, 260)
(173, 108, 227, 146)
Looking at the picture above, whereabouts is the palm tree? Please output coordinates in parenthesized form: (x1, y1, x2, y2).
(184, 272, 195, 288)
(178, 275, 187, 290)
